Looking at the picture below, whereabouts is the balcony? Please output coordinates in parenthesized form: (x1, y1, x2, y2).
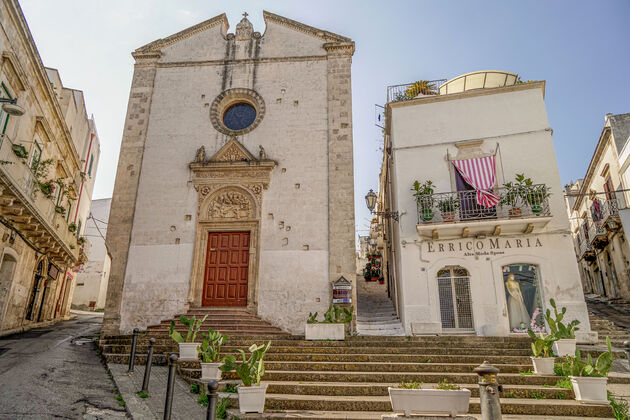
(576, 231, 596, 263)
(587, 219, 609, 250)
(0, 134, 78, 265)
(601, 199, 621, 231)
(415, 186, 552, 240)
(387, 79, 447, 103)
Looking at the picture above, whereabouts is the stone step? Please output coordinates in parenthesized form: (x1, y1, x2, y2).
(356, 319, 402, 326)
(218, 393, 613, 417)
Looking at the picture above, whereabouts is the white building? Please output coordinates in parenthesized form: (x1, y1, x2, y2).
(72, 198, 111, 311)
(375, 71, 596, 342)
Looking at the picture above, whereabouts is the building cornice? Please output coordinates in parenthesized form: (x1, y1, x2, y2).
(262, 10, 351, 43)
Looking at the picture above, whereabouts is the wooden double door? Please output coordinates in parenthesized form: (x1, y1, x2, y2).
(202, 231, 250, 307)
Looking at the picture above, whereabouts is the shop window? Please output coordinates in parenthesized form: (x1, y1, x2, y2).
(437, 266, 474, 330)
(503, 264, 545, 332)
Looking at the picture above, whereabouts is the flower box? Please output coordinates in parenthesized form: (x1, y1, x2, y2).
(305, 323, 344, 340)
(178, 342, 200, 361)
(531, 357, 555, 375)
(200, 362, 222, 381)
(388, 387, 471, 417)
(553, 338, 576, 357)
(237, 383, 268, 413)
(569, 376, 609, 405)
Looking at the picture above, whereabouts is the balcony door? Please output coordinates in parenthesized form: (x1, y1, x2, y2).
(454, 169, 496, 220)
(437, 266, 474, 332)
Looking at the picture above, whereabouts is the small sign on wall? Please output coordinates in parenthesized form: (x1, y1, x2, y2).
(332, 276, 352, 305)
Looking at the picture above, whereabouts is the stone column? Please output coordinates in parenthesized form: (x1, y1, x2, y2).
(325, 42, 356, 303)
(102, 53, 159, 336)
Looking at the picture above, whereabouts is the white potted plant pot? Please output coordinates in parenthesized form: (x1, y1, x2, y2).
(200, 362, 222, 381)
(388, 387, 471, 417)
(178, 342, 200, 360)
(237, 383, 268, 413)
(553, 339, 576, 356)
(569, 376, 609, 405)
(305, 323, 345, 340)
(531, 357, 555, 375)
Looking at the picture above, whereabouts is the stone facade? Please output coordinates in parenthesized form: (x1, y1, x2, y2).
(0, 0, 100, 334)
(565, 113, 630, 301)
(103, 12, 355, 335)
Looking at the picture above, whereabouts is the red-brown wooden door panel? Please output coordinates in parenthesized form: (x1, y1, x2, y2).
(203, 232, 249, 306)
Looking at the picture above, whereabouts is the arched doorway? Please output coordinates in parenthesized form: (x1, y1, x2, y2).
(0, 251, 18, 325)
(25, 260, 45, 321)
(437, 266, 474, 331)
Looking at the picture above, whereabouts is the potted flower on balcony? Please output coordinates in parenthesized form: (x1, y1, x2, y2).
(11, 144, 28, 159)
(527, 329, 556, 375)
(305, 304, 353, 340)
(500, 174, 529, 217)
(68, 222, 77, 233)
(438, 196, 459, 222)
(54, 205, 66, 216)
(39, 181, 54, 198)
(197, 328, 226, 381)
(561, 337, 614, 404)
(545, 298, 580, 356)
(525, 184, 551, 214)
(388, 379, 471, 417)
(412, 180, 435, 222)
(168, 314, 208, 360)
(221, 341, 271, 414)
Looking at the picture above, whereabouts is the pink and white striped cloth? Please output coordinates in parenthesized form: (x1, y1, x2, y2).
(452, 156, 500, 208)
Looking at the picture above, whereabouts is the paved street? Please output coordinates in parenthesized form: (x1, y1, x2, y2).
(0, 313, 127, 419)
(587, 295, 630, 332)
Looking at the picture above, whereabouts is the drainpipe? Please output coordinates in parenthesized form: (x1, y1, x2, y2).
(74, 133, 94, 225)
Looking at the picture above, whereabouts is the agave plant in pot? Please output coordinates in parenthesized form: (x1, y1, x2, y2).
(527, 329, 556, 375)
(168, 314, 208, 360)
(221, 341, 271, 414)
(561, 337, 614, 404)
(197, 328, 226, 381)
(545, 299, 580, 356)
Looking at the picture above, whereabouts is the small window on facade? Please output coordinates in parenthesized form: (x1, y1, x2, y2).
(29, 140, 42, 171)
(88, 155, 94, 176)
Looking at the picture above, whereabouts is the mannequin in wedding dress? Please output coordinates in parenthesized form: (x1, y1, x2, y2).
(505, 274, 531, 329)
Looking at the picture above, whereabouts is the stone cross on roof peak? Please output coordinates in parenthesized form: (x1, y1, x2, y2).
(242, 12, 248, 18)
(235, 12, 254, 40)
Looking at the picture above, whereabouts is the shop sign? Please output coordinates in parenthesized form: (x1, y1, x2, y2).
(425, 237, 543, 257)
(332, 276, 352, 305)
(48, 263, 60, 281)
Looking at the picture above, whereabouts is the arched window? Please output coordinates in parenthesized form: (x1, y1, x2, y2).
(437, 266, 474, 331)
(503, 263, 545, 332)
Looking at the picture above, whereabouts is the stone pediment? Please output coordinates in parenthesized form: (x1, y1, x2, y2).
(210, 137, 256, 163)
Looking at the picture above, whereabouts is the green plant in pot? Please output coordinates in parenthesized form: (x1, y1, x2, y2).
(221, 341, 271, 414)
(168, 314, 208, 360)
(561, 337, 614, 404)
(11, 144, 28, 159)
(545, 298, 580, 356)
(306, 304, 353, 340)
(412, 180, 435, 222)
(438, 196, 459, 222)
(197, 328, 226, 381)
(500, 174, 529, 216)
(528, 329, 557, 375)
(524, 184, 550, 214)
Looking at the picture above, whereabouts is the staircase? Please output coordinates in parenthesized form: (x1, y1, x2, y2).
(589, 312, 630, 348)
(356, 279, 404, 336)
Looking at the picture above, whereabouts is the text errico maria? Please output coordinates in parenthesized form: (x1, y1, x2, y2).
(424, 237, 543, 257)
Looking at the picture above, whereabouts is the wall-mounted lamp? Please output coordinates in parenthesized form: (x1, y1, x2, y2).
(0, 98, 25, 117)
(365, 189, 399, 222)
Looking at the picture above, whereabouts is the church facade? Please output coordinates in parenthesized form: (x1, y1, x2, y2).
(102, 12, 356, 335)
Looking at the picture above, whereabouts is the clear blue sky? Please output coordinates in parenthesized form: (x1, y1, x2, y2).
(20, 0, 630, 238)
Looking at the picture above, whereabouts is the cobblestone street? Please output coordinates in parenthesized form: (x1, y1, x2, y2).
(0, 313, 127, 419)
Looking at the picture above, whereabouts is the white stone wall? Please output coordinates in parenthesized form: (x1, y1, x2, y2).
(388, 83, 595, 342)
(114, 15, 354, 334)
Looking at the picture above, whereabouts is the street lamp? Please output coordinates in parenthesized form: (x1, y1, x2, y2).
(364, 189, 399, 222)
(0, 98, 25, 117)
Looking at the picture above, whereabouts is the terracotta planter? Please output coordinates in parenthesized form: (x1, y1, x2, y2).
(442, 211, 456, 222)
(569, 376, 609, 405)
(371, 277, 378, 282)
(508, 208, 522, 217)
(178, 342, 200, 361)
(531, 357, 555, 375)
(237, 383, 268, 413)
(553, 339, 576, 357)
(200, 362, 222, 381)
(388, 387, 471, 417)
(305, 323, 345, 340)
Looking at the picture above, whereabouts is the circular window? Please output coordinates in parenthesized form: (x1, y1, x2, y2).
(223, 103, 256, 131)
(210, 88, 265, 136)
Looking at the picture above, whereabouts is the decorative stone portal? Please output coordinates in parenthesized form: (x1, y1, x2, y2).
(188, 138, 275, 311)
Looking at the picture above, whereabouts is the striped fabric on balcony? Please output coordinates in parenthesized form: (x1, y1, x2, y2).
(452, 156, 500, 208)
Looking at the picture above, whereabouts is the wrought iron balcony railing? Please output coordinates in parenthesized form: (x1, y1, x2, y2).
(601, 198, 619, 221)
(416, 185, 551, 224)
(387, 79, 448, 103)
